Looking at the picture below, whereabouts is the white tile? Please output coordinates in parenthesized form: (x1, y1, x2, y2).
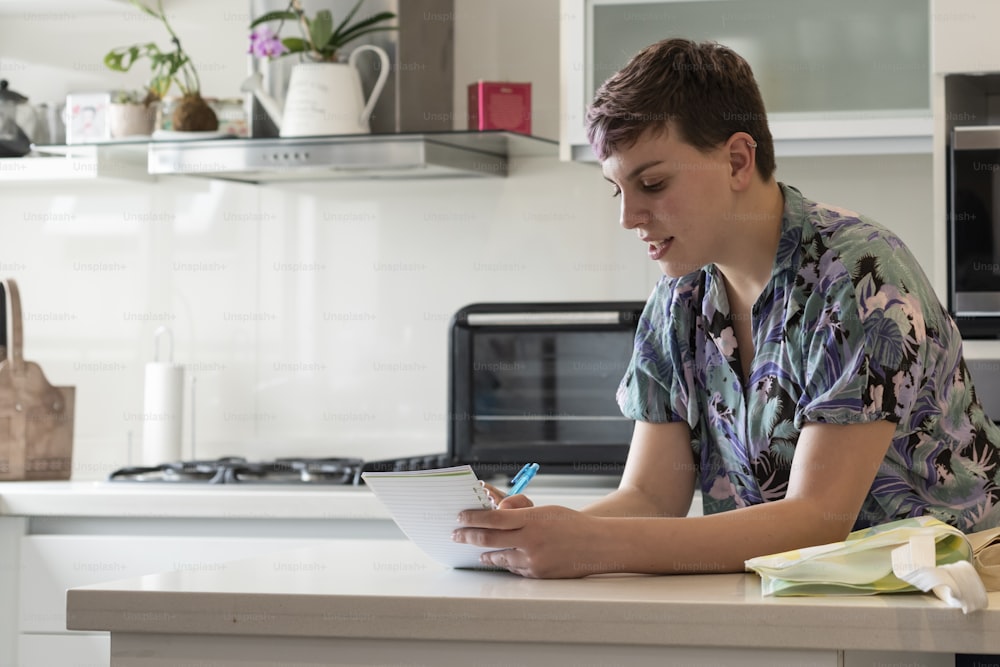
(4, 158, 649, 476)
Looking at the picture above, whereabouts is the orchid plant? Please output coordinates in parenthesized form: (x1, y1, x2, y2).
(248, 0, 396, 63)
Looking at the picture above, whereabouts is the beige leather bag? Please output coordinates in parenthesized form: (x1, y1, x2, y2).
(966, 525, 1000, 591)
(0, 279, 75, 480)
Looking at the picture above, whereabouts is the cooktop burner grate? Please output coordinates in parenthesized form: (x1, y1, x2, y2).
(107, 457, 364, 485)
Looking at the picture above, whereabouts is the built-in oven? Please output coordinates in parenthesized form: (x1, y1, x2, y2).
(447, 301, 645, 477)
(949, 125, 1000, 337)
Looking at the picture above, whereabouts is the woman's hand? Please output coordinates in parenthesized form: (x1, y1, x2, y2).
(453, 503, 611, 578)
(480, 481, 534, 509)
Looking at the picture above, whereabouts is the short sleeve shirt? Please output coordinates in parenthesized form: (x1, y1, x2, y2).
(617, 183, 1000, 532)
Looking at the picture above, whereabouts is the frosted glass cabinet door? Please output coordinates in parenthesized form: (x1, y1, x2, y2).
(560, 0, 932, 159)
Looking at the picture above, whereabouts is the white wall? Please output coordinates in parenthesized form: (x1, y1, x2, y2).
(0, 0, 935, 479)
(777, 154, 935, 275)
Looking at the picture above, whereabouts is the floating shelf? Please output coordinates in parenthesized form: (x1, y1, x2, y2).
(2, 143, 151, 182)
(3, 132, 559, 184)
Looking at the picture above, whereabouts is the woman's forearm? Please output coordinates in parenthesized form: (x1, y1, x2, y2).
(581, 482, 693, 518)
(587, 496, 851, 575)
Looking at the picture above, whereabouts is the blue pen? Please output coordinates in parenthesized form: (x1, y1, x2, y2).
(507, 462, 539, 496)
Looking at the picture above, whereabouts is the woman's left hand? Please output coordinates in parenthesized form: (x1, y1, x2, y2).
(452, 504, 609, 578)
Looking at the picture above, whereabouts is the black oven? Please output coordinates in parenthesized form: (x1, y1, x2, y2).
(950, 125, 1000, 337)
(447, 301, 645, 477)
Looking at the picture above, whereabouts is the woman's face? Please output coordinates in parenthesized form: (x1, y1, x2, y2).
(601, 125, 736, 278)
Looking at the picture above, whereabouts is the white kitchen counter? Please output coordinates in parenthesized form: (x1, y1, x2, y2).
(0, 476, 624, 520)
(66, 539, 999, 667)
(3, 475, 659, 666)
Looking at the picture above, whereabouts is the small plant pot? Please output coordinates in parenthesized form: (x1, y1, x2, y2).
(108, 102, 159, 138)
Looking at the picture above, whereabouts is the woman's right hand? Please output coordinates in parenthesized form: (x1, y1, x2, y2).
(481, 481, 534, 509)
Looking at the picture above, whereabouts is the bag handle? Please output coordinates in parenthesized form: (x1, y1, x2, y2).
(0, 280, 5, 361)
(0, 278, 24, 375)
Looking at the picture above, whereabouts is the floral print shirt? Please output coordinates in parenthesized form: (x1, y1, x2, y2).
(617, 183, 1000, 532)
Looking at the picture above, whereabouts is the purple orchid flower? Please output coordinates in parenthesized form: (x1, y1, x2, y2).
(248, 26, 288, 58)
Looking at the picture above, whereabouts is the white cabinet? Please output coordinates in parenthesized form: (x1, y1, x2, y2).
(3, 514, 406, 667)
(17, 634, 110, 667)
(932, 0, 1000, 74)
(561, 0, 932, 160)
(0, 482, 617, 667)
(16, 533, 370, 666)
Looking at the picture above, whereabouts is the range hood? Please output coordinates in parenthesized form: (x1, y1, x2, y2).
(146, 131, 558, 184)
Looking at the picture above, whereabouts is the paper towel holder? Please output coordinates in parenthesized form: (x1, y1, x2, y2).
(152, 325, 174, 363)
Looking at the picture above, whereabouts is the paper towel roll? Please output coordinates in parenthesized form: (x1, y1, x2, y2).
(142, 361, 184, 466)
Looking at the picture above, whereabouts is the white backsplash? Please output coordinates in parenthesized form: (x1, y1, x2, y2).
(5, 157, 653, 478)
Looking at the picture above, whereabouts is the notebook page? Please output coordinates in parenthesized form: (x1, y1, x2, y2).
(361, 465, 495, 569)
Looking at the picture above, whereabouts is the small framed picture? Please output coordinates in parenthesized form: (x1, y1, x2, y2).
(66, 93, 111, 144)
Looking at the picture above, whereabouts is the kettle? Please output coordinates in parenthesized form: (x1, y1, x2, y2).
(241, 45, 390, 137)
(0, 80, 31, 157)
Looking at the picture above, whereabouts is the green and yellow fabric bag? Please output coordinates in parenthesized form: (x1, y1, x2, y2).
(745, 516, 989, 613)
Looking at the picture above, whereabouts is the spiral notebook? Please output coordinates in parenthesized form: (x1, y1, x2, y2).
(361, 465, 495, 569)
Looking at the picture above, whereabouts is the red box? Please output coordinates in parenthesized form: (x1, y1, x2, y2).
(468, 81, 531, 135)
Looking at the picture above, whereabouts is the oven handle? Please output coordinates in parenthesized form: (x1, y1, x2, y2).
(465, 312, 625, 326)
(953, 126, 1000, 151)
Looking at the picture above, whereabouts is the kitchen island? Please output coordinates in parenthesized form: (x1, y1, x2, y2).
(67, 539, 997, 667)
(0, 477, 630, 666)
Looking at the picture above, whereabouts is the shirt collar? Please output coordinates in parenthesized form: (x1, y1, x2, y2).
(772, 182, 807, 277)
(702, 182, 807, 316)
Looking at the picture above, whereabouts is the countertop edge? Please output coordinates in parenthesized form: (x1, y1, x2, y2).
(0, 481, 615, 519)
(64, 540, 1000, 654)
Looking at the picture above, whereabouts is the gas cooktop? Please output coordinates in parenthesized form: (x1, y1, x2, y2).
(107, 457, 364, 485)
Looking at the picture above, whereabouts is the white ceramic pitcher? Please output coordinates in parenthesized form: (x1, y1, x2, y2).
(245, 44, 390, 137)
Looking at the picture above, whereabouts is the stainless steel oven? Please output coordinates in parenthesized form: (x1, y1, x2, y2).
(447, 301, 644, 477)
(950, 125, 1000, 337)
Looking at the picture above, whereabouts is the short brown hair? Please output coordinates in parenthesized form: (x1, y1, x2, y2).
(586, 38, 775, 181)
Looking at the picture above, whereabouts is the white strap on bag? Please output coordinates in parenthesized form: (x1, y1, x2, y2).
(891, 533, 989, 614)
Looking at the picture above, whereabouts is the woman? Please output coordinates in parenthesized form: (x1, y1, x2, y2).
(452, 38, 1000, 579)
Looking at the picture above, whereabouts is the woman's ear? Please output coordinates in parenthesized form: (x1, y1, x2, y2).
(727, 132, 757, 190)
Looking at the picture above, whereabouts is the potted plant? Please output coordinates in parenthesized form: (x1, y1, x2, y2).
(106, 90, 159, 138)
(248, 0, 397, 63)
(245, 0, 397, 136)
(104, 0, 217, 132)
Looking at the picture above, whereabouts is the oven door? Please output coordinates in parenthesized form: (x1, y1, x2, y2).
(448, 301, 644, 477)
(950, 125, 1000, 335)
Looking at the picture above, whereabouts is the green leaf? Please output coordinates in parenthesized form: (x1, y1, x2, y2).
(329, 11, 396, 49)
(104, 51, 124, 71)
(330, 24, 397, 50)
(248, 10, 298, 29)
(310, 10, 334, 53)
(103, 43, 156, 72)
(331, 0, 364, 38)
(281, 37, 308, 54)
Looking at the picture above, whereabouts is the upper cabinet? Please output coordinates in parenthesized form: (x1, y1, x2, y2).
(932, 0, 1000, 74)
(560, 0, 932, 161)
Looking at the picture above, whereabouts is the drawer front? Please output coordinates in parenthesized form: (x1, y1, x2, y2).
(18, 633, 109, 667)
(19, 535, 326, 632)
